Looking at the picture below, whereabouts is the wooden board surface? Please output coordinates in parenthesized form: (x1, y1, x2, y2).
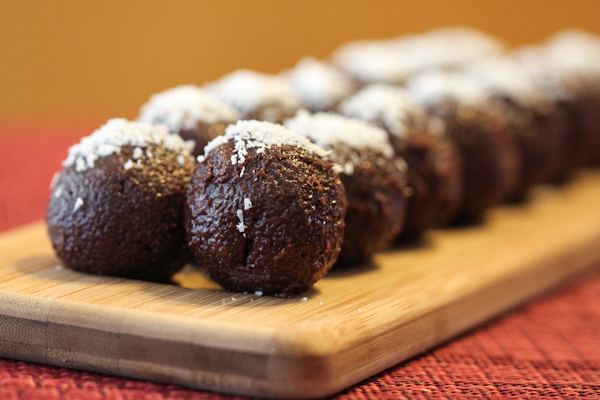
(2, 171, 600, 398)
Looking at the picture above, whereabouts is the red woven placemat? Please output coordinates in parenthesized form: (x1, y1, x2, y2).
(1, 120, 600, 399)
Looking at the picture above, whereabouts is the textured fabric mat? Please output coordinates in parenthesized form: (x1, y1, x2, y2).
(1, 121, 600, 399)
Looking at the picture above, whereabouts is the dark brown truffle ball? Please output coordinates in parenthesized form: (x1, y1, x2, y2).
(395, 127, 464, 237)
(47, 119, 195, 281)
(408, 72, 522, 221)
(284, 111, 407, 267)
(185, 121, 346, 297)
(432, 100, 521, 219)
(339, 85, 464, 238)
(329, 146, 407, 266)
(464, 57, 575, 198)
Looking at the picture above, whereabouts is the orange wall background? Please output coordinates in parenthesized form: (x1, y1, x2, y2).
(1, 0, 599, 123)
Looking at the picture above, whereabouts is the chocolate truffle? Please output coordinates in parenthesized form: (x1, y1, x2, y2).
(539, 30, 600, 166)
(513, 46, 580, 173)
(47, 119, 195, 281)
(204, 69, 302, 123)
(138, 85, 240, 156)
(285, 110, 407, 267)
(465, 56, 574, 195)
(407, 71, 522, 221)
(185, 120, 346, 297)
(339, 84, 463, 237)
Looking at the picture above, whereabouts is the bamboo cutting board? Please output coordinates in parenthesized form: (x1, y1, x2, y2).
(2, 172, 600, 399)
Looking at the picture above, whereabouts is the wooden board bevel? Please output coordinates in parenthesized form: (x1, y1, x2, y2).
(1, 171, 600, 398)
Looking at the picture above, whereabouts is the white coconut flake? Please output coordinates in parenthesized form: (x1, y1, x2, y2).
(333, 38, 420, 84)
(301, 297, 308, 302)
(544, 30, 600, 79)
(177, 154, 185, 165)
(244, 198, 252, 210)
(73, 197, 84, 212)
(132, 147, 143, 159)
(146, 150, 153, 159)
(255, 291, 263, 296)
(407, 70, 488, 107)
(138, 85, 240, 132)
(464, 56, 545, 107)
(63, 119, 194, 172)
(123, 159, 134, 170)
(239, 166, 245, 177)
(53, 187, 63, 198)
(340, 84, 423, 137)
(284, 110, 394, 158)
(202, 120, 330, 166)
(197, 155, 206, 163)
(283, 57, 355, 111)
(236, 209, 246, 233)
(204, 70, 301, 116)
(411, 26, 506, 70)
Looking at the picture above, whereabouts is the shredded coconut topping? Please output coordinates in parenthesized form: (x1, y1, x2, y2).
(333, 38, 419, 84)
(410, 26, 506, 70)
(202, 120, 330, 165)
(339, 84, 423, 137)
(255, 291, 263, 296)
(464, 57, 546, 107)
(283, 57, 355, 111)
(63, 119, 194, 172)
(244, 198, 252, 210)
(236, 209, 246, 233)
(407, 71, 489, 107)
(204, 70, 301, 116)
(544, 30, 600, 78)
(123, 159, 134, 170)
(284, 110, 393, 159)
(138, 85, 240, 132)
(73, 197, 84, 212)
